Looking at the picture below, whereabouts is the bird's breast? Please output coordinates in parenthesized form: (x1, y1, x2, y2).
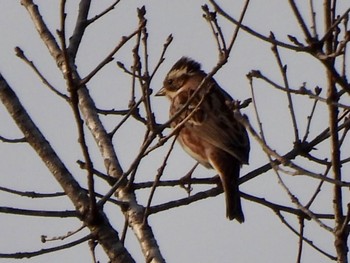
(176, 127, 212, 169)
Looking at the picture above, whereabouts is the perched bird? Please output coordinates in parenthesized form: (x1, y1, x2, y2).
(156, 57, 250, 223)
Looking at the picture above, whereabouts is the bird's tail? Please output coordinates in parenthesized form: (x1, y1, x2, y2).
(224, 180, 244, 223)
(220, 158, 244, 223)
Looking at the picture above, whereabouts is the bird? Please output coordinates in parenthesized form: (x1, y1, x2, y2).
(156, 57, 250, 223)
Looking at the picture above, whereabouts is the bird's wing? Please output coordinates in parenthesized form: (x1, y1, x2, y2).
(186, 86, 250, 164)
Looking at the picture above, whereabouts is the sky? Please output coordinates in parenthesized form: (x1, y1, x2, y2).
(0, 0, 349, 262)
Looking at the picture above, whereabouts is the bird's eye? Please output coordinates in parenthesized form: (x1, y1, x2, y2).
(167, 79, 173, 86)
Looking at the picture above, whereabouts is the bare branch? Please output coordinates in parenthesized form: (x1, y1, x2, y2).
(0, 206, 76, 217)
(87, 0, 121, 25)
(0, 186, 65, 198)
(80, 23, 145, 86)
(209, 0, 307, 51)
(144, 136, 178, 220)
(309, 0, 318, 38)
(271, 37, 300, 142)
(41, 225, 85, 243)
(68, 0, 92, 58)
(288, 0, 313, 42)
(0, 73, 134, 263)
(0, 135, 26, 143)
(0, 235, 91, 259)
(14, 47, 69, 101)
(275, 211, 336, 260)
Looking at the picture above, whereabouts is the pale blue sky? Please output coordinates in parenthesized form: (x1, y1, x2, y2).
(0, 1, 349, 262)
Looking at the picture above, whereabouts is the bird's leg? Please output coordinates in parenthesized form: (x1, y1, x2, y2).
(179, 162, 199, 196)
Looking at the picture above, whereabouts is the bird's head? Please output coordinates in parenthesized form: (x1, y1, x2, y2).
(156, 57, 203, 99)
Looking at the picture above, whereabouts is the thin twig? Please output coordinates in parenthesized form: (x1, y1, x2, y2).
(59, 0, 97, 221)
(89, 239, 98, 263)
(149, 34, 173, 81)
(271, 36, 300, 142)
(309, 0, 318, 38)
(0, 186, 65, 198)
(14, 47, 69, 101)
(288, 0, 313, 43)
(0, 235, 91, 259)
(236, 112, 349, 186)
(67, 0, 91, 58)
(302, 95, 319, 142)
(0, 135, 26, 143)
(305, 165, 331, 209)
(320, 7, 350, 44)
(274, 167, 333, 232)
(296, 217, 304, 263)
(0, 206, 76, 217)
(247, 69, 350, 109)
(109, 98, 144, 137)
(87, 0, 121, 25)
(143, 135, 178, 222)
(202, 5, 227, 55)
(209, 0, 307, 51)
(41, 225, 85, 242)
(136, 7, 157, 131)
(275, 211, 336, 260)
(80, 25, 144, 86)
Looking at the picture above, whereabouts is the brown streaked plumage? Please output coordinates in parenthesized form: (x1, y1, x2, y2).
(156, 57, 250, 223)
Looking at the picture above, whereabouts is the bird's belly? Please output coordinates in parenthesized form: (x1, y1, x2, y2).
(177, 128, 212, 169)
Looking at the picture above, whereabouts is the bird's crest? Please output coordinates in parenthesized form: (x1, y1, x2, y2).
(167, 57, 201, 80)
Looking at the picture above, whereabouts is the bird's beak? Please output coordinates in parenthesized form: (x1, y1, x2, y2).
(155, 87, 166, 96)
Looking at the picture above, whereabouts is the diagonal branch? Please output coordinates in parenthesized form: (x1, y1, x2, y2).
(20, 1, 165, 262)
(209, 0, 307, 51)
(0, 235, 91, 259)
(0, 73, 134, 263)
(288, 0, 313, 42)
(0, 206, 76, 217)
(68, 0, 91, 59)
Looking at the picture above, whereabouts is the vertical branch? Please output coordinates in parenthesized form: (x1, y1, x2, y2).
(59, 0, 97, 221)
(149, 34, 173, 81)
(138, 7, 157, 130)
(143, 136, 178, 222)
(0, 74, 135, 262)
(331, 0, 337, 22)
(341, 13, 348, 78)
(325, 0, 341, 225)
(247, 74, 268, 143)
(301, 93, 319, 142)
(68, 0, 91, 59)
(205, 0, 251, 60)
(271, 38, 300, 142)
(289, 0, 313, 42)
(309, 0, 319, 38)
(202, 5, 227, 56)
(324, 1, 348, 262)
(296, 217, 305, 263)
(225, 0, 250, 55)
